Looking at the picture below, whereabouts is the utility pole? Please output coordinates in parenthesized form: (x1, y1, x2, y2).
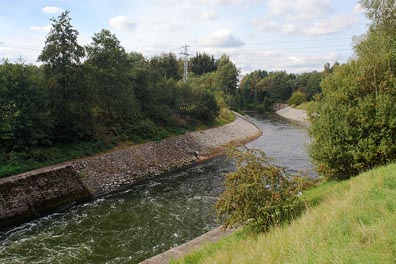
(180, 45, 190, 83)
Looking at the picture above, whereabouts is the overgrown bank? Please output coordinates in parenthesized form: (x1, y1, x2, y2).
(173, 163, 396, 263)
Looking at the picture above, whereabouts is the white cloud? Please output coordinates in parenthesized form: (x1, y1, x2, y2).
(251, 19, 280, 32)
(41, 6, 63, 14)
(281, 24, 299, 34)
(109, 16, 137, 31)
(305, 14, 358, 35)
(200, 0, 244, 4)
(268, 0, 332, 20)
(199, 29, 244, 47)
(29, 25, 51, 32)
(201, 10, 218, 20)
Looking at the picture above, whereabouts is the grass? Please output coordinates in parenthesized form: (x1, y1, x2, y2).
(172, 163, 396, 264)
(0, 141, 115, 177)
(295, 101, 314, 111)
(214, 108, 236, 126)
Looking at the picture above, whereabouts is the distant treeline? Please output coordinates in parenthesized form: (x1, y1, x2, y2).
(236, 65, 337, 111)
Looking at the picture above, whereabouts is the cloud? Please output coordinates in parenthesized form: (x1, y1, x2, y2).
(200, 0, 243, 4)
(268, 0, 332, 20)
(41, 6, 63, 14)
(252, 19, 300, 34)
(201, 10, 218, 20)
(109, 16, 137, 31)
(251, 19, 280, 31)
(305, 14, 358, 35)
(281, 24, 299, 34)
(199, 29, 244, 47)
(29, 25, 51, 32)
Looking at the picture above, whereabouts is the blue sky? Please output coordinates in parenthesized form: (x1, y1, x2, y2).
(0, 0, 368, 74)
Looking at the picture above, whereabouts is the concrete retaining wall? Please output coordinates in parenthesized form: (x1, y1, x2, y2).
(0, 165, 92, 229)
(0, 113, 262, 228)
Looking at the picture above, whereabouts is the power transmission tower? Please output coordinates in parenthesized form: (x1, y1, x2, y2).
(180, 45, 190, 83)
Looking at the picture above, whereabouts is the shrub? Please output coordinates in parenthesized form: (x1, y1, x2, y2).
(216, 148, 308, 232)
(309, 63, 396, 180)
(288, 91, 307, 106)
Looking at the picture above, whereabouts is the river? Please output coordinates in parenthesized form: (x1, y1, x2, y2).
(0, 114, 315, 264)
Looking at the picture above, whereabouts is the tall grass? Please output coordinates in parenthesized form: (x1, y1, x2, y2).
(174, 163, 396, 263)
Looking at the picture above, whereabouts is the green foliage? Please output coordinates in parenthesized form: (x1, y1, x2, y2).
(288, 91, 307, 106)
(237, 70, 321, 111)
(149, 53, 182, 80)
(309, 0, 396, 179)
(293, 71, 322, 99)
(38, 10, 89, 142)
(0, 12, 242, 177)
(190, 52, 217, 76)
(214, 55, 239, 97)
(85, 29, 141, 138)
(0, 141, 114, 178)
(216, 148, 307, 232)
(0, 60, 52, 152)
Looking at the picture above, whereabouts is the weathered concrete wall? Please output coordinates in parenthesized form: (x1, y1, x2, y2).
(0, 165, 92, 229)
(0, 113, 262, 228)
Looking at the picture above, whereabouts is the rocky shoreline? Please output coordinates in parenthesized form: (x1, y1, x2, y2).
(0, 113, 262, 228)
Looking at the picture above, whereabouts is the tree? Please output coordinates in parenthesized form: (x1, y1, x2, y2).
(0, 60, 51, 151)
(149, 53, 181, 80)
(294, 71, 322, 100)
(288, 91, 307, 106)
(309, 0, 396, 179)
(38, 11, 88, 142)
(190, 52, 217, 76)
(239, 70, 268, 105)
(85, 29, 141, 137)
(215, 55, 239, 96)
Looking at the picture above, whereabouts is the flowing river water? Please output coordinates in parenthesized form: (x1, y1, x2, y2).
(0, 114, 316, 264)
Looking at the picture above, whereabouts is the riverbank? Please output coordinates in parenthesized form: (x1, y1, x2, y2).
(0, 113, 262, 228)
(275, 106, 309, 126)
(172, 163, 396, 263)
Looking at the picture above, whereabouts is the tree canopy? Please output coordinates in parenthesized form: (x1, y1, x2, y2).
(309, 0, 396, 179)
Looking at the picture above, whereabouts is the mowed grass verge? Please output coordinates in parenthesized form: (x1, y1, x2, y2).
(173, 163, 396, 264)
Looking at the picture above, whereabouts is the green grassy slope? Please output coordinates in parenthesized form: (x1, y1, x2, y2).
(174, 163, 396, 264)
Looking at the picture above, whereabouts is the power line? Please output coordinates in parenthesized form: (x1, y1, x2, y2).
(0, 42, 41, 51)
(248, 36, 353, 45)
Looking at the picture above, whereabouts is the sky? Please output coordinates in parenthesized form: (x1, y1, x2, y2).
(0, 0, 368, 74)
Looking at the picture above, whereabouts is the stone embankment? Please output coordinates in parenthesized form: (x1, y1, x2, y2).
(0, 113, 262, 228)
(275, 106, 309, 126)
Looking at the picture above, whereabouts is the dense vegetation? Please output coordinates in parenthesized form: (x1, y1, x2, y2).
(236, 68, 323, 111)
(173, 163, 396, 264)
(0, 11, 238, 177)
(309, 0, 396, 179)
